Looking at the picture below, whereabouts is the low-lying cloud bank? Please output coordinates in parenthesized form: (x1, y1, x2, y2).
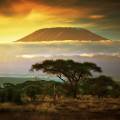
(16, 52, 120, 59)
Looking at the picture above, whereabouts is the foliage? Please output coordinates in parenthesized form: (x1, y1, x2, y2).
(24, 85, 41, 102)
(80, 75, 120, 97)
(31, 59, 102, 98)
(0, 60, 119, 104)
(0, 84, 22, 104)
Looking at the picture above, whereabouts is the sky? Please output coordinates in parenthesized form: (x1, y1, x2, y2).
(0, 0, 120, 42)
(0, 42, 120, 80)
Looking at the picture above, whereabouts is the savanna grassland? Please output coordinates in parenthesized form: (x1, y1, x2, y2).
(0, 60, 120, 120)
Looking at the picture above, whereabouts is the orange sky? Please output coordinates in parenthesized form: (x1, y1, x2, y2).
(0, 0, 119, 42)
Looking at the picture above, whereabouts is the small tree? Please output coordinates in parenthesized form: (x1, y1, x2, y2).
(31, 59, 102, 98)
(24, 85, 41, 102)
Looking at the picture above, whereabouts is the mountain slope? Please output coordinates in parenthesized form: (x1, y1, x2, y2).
(16, 27, 108, 42)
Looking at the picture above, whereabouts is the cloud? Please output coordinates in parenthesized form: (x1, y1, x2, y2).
(0, 0, 119, 25)
(0, 0, 119, 40)
(89, 15, 105, 19)
(16, 52, 120, 59)
(0, 0, 32, 16)
(0, 0, 119, 17)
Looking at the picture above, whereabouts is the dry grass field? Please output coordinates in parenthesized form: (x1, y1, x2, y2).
(0, 96, 120, 120)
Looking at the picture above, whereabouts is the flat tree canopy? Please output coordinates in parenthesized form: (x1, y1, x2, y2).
(31, 59, 102, 98)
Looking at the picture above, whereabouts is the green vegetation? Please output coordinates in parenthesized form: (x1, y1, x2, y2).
(31, 59, 102, 98)
(80, 75, 120, 97)
(0, 59, 119, 105)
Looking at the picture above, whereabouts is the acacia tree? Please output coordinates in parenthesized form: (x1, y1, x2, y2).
(31, 59, 102, 98)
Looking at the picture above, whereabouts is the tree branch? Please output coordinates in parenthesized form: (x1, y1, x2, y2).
(57, 74, 65, 82)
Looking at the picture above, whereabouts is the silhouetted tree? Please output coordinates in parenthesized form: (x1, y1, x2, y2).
(31, 59, 102, 98)
(80, 75, 120, 97)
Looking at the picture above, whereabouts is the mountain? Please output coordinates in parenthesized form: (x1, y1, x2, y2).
(16, 27, 108, 42)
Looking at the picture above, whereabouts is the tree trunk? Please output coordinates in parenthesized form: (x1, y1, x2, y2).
(73, 87, 77, 98)
(72, 82, 79, 98)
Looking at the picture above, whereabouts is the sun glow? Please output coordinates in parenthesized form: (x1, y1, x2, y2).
(0, 11, 74, 43)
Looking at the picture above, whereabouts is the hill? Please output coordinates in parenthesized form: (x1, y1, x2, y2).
(16, 27, 108, 42)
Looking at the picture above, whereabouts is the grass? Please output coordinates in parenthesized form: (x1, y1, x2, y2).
(0, 98, 120, 120)
(0, 77, 120, 120)
(0, 96, 120, 112)
(0, 96, 120, 120)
